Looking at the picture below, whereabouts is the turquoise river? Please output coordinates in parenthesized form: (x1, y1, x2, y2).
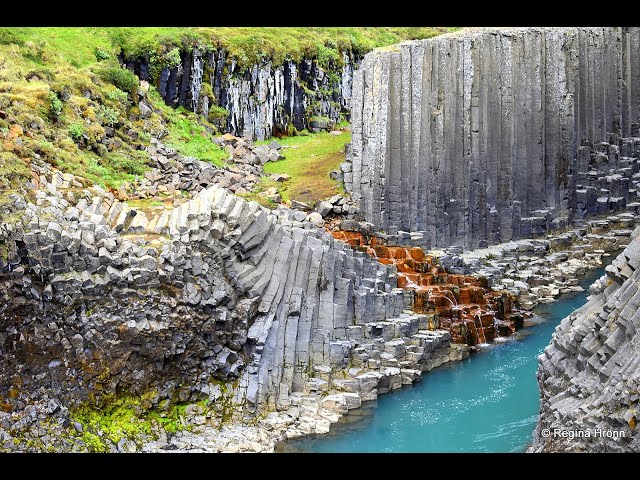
(277, 262, 610, 453)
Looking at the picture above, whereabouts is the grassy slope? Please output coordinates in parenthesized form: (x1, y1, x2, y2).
(0, 29, 227, 192)
(260, 130, 351, 204)
(0, 27, 458, 197)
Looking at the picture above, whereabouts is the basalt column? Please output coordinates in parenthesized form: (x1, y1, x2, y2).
(344, 27, 640, 249)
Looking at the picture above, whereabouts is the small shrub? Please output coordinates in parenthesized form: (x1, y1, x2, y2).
(97, 104, 120, 127)
(107, 153, 146, 175)
(105, 88, 128, 104)
(47, 91, 63, 119)
(316, 44, 339, 68)
(94, 48, 111, 61)
(68, 123, 85, 141)
(97, 64, 139, 96)
(0, 151, 30, 188)
(165, 48, 182, 68)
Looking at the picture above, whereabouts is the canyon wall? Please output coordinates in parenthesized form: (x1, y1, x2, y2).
(344, 27, 640, 249)
(0, 179, 405, 414)
(124, 50, 358, 141)
(531, 227, 640, 452)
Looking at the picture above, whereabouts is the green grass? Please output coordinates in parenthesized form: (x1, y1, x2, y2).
(259, 130, 350, 203)
(148, 88, 227, 166)
(5, 27, 117, 68)
(6, 27, 459, 70)
(0, 30, 227, 190)
(0, 152, 30, 190)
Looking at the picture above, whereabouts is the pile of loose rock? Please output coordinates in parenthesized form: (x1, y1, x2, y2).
(27, 158, 86, 190)
(131, 134, 285, 199)
(314, 193, 360, 219)
(215, 133, 285, 165)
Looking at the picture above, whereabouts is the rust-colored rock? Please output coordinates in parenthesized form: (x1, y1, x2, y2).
(330, 229, 528, 346)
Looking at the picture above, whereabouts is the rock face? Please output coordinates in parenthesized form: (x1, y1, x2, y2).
(532, 226, 640, 452)
(344, 27, 640, 248)
(124, 50, 359, 141)
(0, 182, 407, 416)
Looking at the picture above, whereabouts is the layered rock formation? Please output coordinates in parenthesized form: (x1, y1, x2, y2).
(125, 50, 358, 140)
(532, 227, 640, 452)
(344, 27, 640, 249)
(0, 173, 412, 421)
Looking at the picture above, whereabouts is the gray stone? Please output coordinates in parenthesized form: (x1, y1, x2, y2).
(346, 27, 640, 249)
(138, 101, 152, 119)
(316, 201, 333, 217)
(306, 212, 324, 227)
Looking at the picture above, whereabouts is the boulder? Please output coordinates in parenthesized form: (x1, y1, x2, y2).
(291, 199, 310, 211)
(321, 394, 348, 414)
(138, 101, 152, 119)
(253, 145, 271, 165)
(306, 212, 324, 227)
(270, 174, 290, 182)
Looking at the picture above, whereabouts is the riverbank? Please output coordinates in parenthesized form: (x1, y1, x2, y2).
(140, 215, 638, 452)
(277, 263, 611, 452)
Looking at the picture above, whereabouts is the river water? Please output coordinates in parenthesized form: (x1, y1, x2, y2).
(278, 263, 608, 453)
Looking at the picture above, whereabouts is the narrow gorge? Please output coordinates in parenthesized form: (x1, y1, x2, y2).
(0, 26, 639, 453)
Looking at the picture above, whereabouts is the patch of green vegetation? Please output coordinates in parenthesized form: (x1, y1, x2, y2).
(96, 104, 120, 127)
(80, 151, 148, 189)
(257, 130, 350, 203)
(105, 87, 129, 104)
(47, 91, 62, 119)
(208, 104, 229, 126)
(0, 33, 169, 190)
(149, 87, 227, 166)
(67, 122, 85, 140)
(72, 393, 197, 452)
(126, 198, 167, 209)
(8, 27, 116, 68)
(93, 47, 111, 62)
(0, 28, 24, 46)
(94, 61, 139, 96)
(0, 152, 30, 190)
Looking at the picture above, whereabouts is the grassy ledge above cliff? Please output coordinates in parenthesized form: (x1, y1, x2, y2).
(257, 130, 351, 204)
(6, 27, 459, 70)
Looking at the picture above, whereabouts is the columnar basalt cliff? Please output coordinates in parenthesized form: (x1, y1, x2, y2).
(531, 227, 640, 452)
(343, 27, 640, 249)
(124, 50, 358, 140)
(0, 165, 470, 451)
(0, 180, 406, 414)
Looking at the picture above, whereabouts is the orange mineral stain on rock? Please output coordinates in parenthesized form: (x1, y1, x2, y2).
(331, 229, 526, 346)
